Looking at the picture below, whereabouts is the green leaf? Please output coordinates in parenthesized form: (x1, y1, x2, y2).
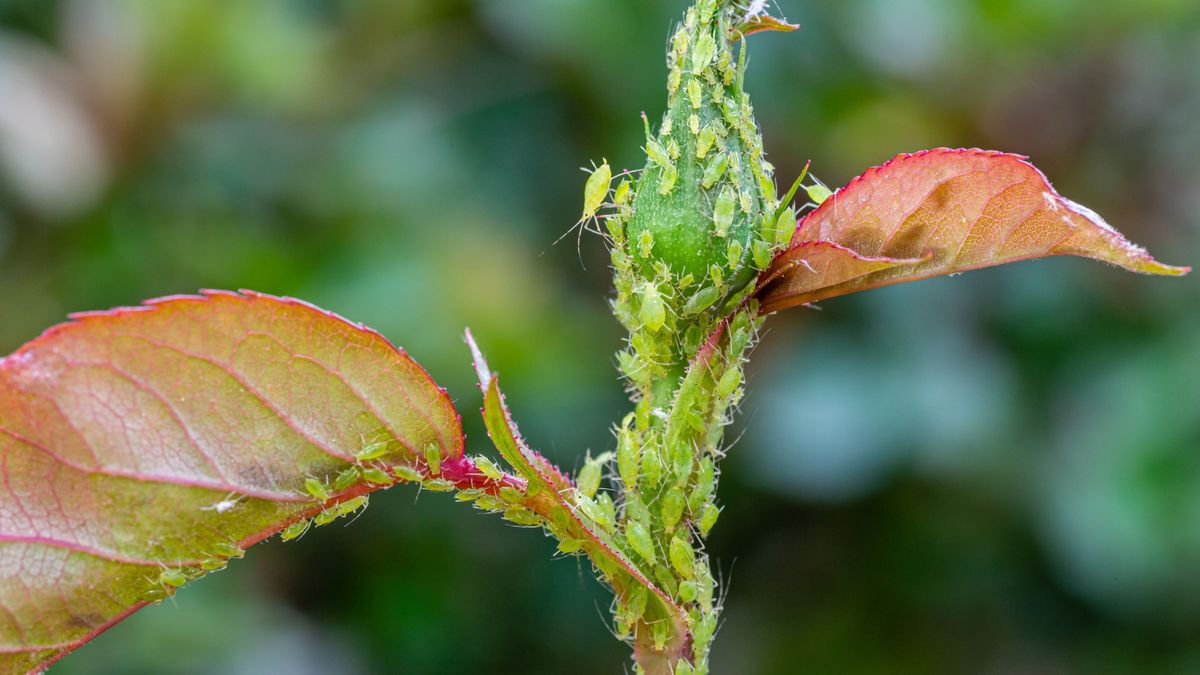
(0, 290, 463, 672)
(757, 149, 1189, 313)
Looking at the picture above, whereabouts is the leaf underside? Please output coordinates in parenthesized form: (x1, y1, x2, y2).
(757, 148, 1190, 313)
(0, 290, 463, 673)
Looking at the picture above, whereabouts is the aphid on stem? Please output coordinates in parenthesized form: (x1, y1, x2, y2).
(556, 160, 614, 264)
(304, 477, 330, 503)
(280, 519, 311, 542)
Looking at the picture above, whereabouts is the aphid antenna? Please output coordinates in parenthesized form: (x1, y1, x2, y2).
(594, 599, 628, 643)
(714, 556, 735, 614)
(342, 504, 369, 528)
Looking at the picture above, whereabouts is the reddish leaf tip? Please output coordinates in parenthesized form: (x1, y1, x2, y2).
(761, 148, 1189, 312)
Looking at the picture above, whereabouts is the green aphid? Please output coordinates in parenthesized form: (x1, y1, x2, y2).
(697, 566, 716, 612)
(698, 503, 721, 537)
(672, 26, 690, 60)
(689, 113, 701, 135)
(639, 283, 667, 333)
(667, 67, 683, 97)
(360, 467, 394, 485)
(657, 163, 678, 196)
(701, 153, 728, 190)
(615, 618, 632, 643)
(726, 239, 743, 270)
(580, 160, 613, 224)
(625, 519, 656, 564)
(689, 458, 716, 511)
(503, 507, 542, 527)
(687, 78, 704, 110)
(624, 493, 651, 528)
(757, 171, 776, 204)
(596, 493, 616, 531)
(281, 520, 311, 542)
(678, 579, 698, 603)
(616, 423, 639, 489)
(705, 264, 724, 288)
(333, 467, 360, 491)
(691, 31, 716, 74)
(730, 312, 754, 353)
(337, 495, 369, 517)
(314, 506, 340, 526)
(669, 536, 696, 580)
(355, 440, 392, 463)
(422, 478, 455, 492)
(304, 477, 330, 502)
(158, 568, 188, 588)
(499, 486, 525, 503)
(671, 442, 693, 484)
(393, 464, 423, 483)
(717, 44, 735, 84)
(661, 487, 686, 532)
(640, 445, 664, 488)
(424, 443, 443, 476)
(683, 286, 720, 316)
(212, 542, 244, 559)
(613, 179, 633, 207)
(696, 126, 717, 160)
(721, 96, 741, 127)
(475, 494, 506, 512)
(625, 586, 649, 622)
(774, 207, 796, 246)
(199, 558, 227, 572)
(739, 190, 754, 214)
(557, 538, 586, 555)
(576, 451, 613, 499)
(713, 188, 737, 238)
(751, 238, 773, 270)
(607, 215, 626, 243)
(645, 139, 672, 169)
(474, 456, 504, 482)
(807, 180, 833, 205)
(455, 488, 485, 502)
(638, 230, 655, 259)
(717, 365, 742, 399)
(576, 494, 602, 524)
(693, 613, 718, 655)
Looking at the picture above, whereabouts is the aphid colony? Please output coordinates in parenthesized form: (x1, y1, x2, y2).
(559, 1, 814, 670)
(563, 1, 832, 671)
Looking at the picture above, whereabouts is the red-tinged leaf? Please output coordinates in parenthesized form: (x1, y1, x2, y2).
(757, 149, 1190, 313)
(0, 290, 463, 673)
(754, 241, 926, 307)
(735, 15, 800, 37)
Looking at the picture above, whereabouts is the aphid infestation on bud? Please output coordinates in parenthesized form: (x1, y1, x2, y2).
(14, 0, 1187, 671)
(562, 2, 809, 671)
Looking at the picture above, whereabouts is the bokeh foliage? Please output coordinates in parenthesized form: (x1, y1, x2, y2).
(0, 0, 1196, 673)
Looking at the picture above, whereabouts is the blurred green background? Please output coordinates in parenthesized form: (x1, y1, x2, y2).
(1, 0, 1197, 673)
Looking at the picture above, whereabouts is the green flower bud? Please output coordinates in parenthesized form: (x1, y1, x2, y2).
(622, 4, 776, 288)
